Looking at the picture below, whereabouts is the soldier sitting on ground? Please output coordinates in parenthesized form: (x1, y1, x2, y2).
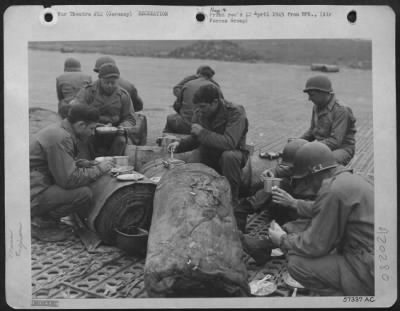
(72, 63, 137, 158)
(239, 138, 317, 265)
(164, 65, 223, 134)
(299, 75, 357, 166)
(239, 139, 311, 228)
(267, 142, 374, 296)
(30, 104, 114, 241)
(57, 57, 92, 119)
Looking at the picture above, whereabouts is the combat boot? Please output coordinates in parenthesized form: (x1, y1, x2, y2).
(31, 216, 74, 242)
(240, 233, 274, 266)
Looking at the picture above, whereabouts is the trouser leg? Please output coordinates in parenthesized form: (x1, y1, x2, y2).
(31, 185, 93, 220)
(219, 150, 244, 201)
(282, 218, 311, 234)
(332, 149, 353, 166)
(287, 254, 369, 296)
(219, 150, 248, 232)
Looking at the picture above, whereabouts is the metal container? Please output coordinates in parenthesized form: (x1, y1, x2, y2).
(111, 166, 134, 176)
(263, 178, 282, 193)
(96, 126, 118, 135)
(113, 156, 129, 167)
(114, 225, 149, 257)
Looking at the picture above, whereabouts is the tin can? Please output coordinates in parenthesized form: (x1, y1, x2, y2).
(113, 156, 129, 167)
(263, 178, 282, 193)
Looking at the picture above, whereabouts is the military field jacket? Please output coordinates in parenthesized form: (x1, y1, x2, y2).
(301, 95, 356, 153)
(30, 120, 105, 202)
(74, 80, 136, 128)
(281, 168, 374, 285)
(177, 100, 248, 153)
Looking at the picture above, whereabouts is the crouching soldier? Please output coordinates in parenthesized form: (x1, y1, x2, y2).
(239, 138, 315, 265)
(168, 84, 249, 231)
(73, 63, 137, 158)
(239, 138, 311, 227)
(268, 141, 374, 296)
(30, 104, 114, 241)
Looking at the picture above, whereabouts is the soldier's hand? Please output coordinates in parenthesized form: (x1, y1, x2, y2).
(260, 168, 274, 179)
(167, 141, 180, 153)
(191, 123, 204, 136)
(98, 158, 115, 173)
(272, 187, 297, 209)
(268, 220, 287, 246)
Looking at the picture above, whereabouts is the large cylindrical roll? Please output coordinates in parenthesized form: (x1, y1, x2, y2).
(144, 163, 250, 297)
(87, 174, 156, 245)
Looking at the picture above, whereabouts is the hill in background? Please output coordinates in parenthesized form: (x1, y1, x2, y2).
(29, 39, 371, 69)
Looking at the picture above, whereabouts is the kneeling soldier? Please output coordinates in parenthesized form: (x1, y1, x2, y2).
(30, 104, 114, 241)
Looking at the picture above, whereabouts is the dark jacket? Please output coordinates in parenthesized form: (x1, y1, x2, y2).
(177, 100, 248, 154)
(56, 72, 92, 103)
(301, 95, 356, 155)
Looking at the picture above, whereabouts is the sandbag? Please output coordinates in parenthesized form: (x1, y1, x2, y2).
(87, 174, 156, 245)
(144, 163, 250, 297)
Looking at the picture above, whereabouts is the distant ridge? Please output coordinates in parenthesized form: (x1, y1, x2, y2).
(167, 40, 262, 63)
(29, 39, 371, 69)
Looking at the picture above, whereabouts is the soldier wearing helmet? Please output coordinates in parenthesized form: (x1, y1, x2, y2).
(72, 63, 137, 158)
(56, 57, 92, 118)
(300, 75, 357, 166)
(93, 56, 144, 112)
(268, 141, 374, 296)
(239, 138, 316, 265)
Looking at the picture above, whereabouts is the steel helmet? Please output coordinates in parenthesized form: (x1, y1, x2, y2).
(98, 63, 120, 79)
(303, 76, 333, 93)
(281, 138, 308, 167)
(292, 141, 337, 179)
(64, 57, 81, 72)
(94, 56, 116, 72)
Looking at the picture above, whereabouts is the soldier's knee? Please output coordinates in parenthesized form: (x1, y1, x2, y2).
(287, 255, 306, 279)
(220, 150, 241, 165)
(76, 187, 93, 203)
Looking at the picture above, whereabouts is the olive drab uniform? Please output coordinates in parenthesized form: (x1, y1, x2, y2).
(73, 81, 136, 158)
(301, 95, 356, 166)
(56, 72, 92, 118)
(281, 168, 374, 296)
(30, 119, 105, 219)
